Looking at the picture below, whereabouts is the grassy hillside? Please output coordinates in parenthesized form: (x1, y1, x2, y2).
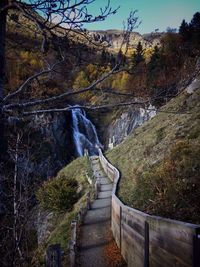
(107, 79, 200, 224)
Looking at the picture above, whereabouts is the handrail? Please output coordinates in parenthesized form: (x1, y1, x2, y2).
(98, 149, 120, 195)
(98, 148, 200, 267)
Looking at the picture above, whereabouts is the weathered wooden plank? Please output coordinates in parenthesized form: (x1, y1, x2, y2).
(121, 228, 144, 267)
(149, 229, 193, 266)
(147, 216, 199, 244)
(149, 245, 190, 267)
(112, 220, 120, 247)
(122, 215, 145, 237)
(122, 222, 145, 253)
(148, 216, 197, 265)
(112, 197, 121, 247)
(127, 250, 143, 267)
(112, 201, 120, 224)
(123, 205, 149, 220)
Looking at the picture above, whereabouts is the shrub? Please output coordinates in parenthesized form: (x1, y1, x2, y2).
(130, 141, 200, 223)
(36, 175, 79, 212)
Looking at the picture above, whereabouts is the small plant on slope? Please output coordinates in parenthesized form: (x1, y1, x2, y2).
(36, 175, 79, 212)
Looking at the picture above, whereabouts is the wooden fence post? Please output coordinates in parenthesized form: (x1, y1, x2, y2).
(86, 192, 91, 210)
(94, 178, 100, 199)
(144, 221, 149, 267)
(69, 220, 77, 267)
(45, 244, 61, 267)
(69, 240, 75, 267)
(94, 181, 98, 199)
(120, 206, 122, 252)
(77, 210, 81, 224)
(193, 229, 200, 267)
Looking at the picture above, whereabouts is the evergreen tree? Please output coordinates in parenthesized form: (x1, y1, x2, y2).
(131, 41, 145, 70)
(110, 54, 116, 68)
(147, 45, 163, 89)
(179, 19, 190, 41)
(101, 49, 108, 64)
(189, 12, 200, 45)
(148, 46, 161, 71)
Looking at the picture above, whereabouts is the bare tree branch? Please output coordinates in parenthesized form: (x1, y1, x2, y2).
(4, 63, 120, 110)
(15, 100, 149, 115)
(3, 58, 66, 102)
(8, 101, 192, 116)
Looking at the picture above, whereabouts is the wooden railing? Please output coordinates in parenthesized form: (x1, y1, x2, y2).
(98, 149, 200, 267)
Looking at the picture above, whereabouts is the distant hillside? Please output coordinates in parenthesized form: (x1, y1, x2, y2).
(107, 77, 200, 224)
(89, 29, 163, 52)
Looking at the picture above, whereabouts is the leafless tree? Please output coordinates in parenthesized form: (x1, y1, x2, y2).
(0, 130, 39, 266)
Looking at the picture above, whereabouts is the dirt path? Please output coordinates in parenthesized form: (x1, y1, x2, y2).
(77, 157, 126, 267)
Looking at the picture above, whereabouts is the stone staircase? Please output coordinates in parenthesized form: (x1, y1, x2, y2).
(77, 157, 126, 267)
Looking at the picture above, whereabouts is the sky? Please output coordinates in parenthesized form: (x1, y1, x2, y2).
(84, 0, 200, 33)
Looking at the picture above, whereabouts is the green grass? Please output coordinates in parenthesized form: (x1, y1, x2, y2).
(57, 156, 93, 187)
(107, 86, 200, 224)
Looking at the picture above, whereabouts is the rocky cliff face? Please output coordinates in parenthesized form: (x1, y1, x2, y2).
(104, 105, 156, 149)
(8, 112, 73, 181)
(89, 104, 156, 150)
(89, 30, 163, 51)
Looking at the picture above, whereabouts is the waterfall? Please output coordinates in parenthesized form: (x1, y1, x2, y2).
(71, 107, 101, 157)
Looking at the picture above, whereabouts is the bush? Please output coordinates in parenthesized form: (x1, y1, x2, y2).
(36, 175, 79, 212)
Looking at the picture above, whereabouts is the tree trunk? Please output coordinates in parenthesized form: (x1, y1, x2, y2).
(0, 0, 7, 99)
(0, 0, 8, 160)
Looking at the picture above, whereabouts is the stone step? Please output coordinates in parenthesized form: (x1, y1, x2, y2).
(79, 220, 111, 248)
(100, 177, 112, 185)
(98, 191, 112, 199)
(101, 184, 113, 191)
(91, 198, 111, 209)
(83, 207, 111, 224)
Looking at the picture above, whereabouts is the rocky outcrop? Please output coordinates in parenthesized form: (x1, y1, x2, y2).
(7, 112, 74, 245)
(36, 209, 54, 244)
(185, 75, 200, 94)
(96, 105, 156, 149)
(8, 112, 73, 181)
(89, 30, 163, 51)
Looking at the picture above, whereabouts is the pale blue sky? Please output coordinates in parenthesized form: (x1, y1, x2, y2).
(84, 0, 200, 33)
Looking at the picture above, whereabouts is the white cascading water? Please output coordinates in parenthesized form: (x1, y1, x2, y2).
(71, 108, 101, 157)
